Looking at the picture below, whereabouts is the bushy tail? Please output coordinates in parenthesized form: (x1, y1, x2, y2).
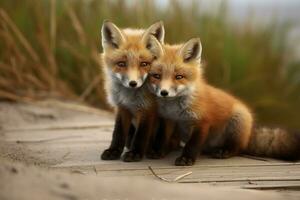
(246, 127, 300, 161)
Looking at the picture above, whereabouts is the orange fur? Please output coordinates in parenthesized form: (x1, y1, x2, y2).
(149, 39, 253, 165)
(100, 21, 165, 161)
(153, 39, 299, 164)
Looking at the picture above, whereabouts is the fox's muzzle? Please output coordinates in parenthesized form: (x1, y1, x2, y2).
(152, 79, 190, 98)
(113, 69, 148, 89)
(155, 80, 176, 97)
(125, 68, 147, 88)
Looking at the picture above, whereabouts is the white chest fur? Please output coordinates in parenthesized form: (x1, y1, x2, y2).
(157, 96, 199, 121)
(107, 77, 152, 112)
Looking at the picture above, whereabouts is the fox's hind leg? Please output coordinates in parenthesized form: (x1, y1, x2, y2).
(211, 105, 253, 159)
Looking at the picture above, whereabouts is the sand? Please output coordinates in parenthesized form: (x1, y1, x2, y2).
(0, 100, 299, 200)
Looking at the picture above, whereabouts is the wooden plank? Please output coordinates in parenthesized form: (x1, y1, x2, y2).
(1, 101, 300, 193)
(180, 177, 300, 183)
(1, 128, 113, 143)
(2, 123, 114, 133)
(0, 101, 114, 131)
(243, 184, 300, 190)
(2, 159, 291, 200)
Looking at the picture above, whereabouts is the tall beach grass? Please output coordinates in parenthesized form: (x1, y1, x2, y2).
(0, 0, 299, 129)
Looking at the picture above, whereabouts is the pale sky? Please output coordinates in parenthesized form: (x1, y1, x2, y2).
(154, 0, 300, 23)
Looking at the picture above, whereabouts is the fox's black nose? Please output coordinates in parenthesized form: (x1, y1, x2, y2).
(160, 90, 169, 97)
(129, 81, 137, 88)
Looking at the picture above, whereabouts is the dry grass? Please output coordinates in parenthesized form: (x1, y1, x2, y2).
(0, 0, 299, 128)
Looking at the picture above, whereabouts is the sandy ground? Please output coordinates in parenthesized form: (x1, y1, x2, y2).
(1, 158, 293, 200)
(0, 100, 114, 166)
(0, 100, 299, 200)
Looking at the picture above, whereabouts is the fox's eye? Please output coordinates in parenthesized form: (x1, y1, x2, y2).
(175, 75, 184, 80)
(116, 61, 126, 67)
(152, 74, 161, 79)
(140, 62, 150, 67)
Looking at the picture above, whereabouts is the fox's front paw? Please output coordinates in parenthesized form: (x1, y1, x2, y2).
(123, 151, 143, 162)
(101, 148, 122, 160)
(175, 156, 195, 166)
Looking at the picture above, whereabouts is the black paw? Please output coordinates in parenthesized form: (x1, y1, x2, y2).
(101, 148, 122, 160)
(146, 150, 164, 159)
(175, 156, 195, 166)
(210, 149, 234, 159)
(123, 151, 143, 162)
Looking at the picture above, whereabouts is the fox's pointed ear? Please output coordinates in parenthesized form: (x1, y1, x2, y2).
(179, 38, 202, 63)
(101, 20, 126, 50)
(146, 35, 164, 58)
(142, 21, 165, 44)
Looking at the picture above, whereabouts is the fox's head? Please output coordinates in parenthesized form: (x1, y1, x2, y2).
(101, 21, 164, 88)
(149, 38, 203, 98)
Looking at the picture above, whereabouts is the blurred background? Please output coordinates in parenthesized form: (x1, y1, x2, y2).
(0, 0, 299, 129)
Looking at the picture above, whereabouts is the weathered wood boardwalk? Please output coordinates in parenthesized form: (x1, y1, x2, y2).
(1, 101, 300, 199)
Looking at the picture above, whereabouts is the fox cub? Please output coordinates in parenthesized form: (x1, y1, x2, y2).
(100, 21, 166, 162)
(149, 38, 300, 166)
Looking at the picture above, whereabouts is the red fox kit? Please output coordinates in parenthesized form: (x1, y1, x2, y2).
(100, 21, 165, 161)
(149, 38, 300, 166)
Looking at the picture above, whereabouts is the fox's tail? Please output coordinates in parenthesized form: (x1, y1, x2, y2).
(246, 127, 300, 161)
